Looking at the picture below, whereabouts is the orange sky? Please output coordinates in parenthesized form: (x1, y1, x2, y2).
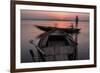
(21, 10, 89, 28)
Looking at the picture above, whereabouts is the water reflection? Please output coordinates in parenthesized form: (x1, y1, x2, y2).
(21, 21, 89, 63)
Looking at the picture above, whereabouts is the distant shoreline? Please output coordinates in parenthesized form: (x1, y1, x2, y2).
(22, 19, 89, 22)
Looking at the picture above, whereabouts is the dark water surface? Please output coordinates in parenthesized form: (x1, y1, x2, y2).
(21, 20, 89, 62)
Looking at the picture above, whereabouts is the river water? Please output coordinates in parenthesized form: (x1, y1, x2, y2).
(21, 20, 89, 62)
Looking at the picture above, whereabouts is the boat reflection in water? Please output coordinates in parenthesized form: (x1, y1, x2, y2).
(29, 16, 81, 62)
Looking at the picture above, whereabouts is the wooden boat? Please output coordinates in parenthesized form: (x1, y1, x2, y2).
(35, 25, 80, 34)
(30, 27, 78, 61)
(29, 16, 80, 61)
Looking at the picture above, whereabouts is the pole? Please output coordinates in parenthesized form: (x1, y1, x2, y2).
(75, 16, 79, 28)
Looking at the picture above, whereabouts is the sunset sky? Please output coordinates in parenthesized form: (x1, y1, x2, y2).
(21, 10, 89, 28)
(21, 10, 89, 21)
